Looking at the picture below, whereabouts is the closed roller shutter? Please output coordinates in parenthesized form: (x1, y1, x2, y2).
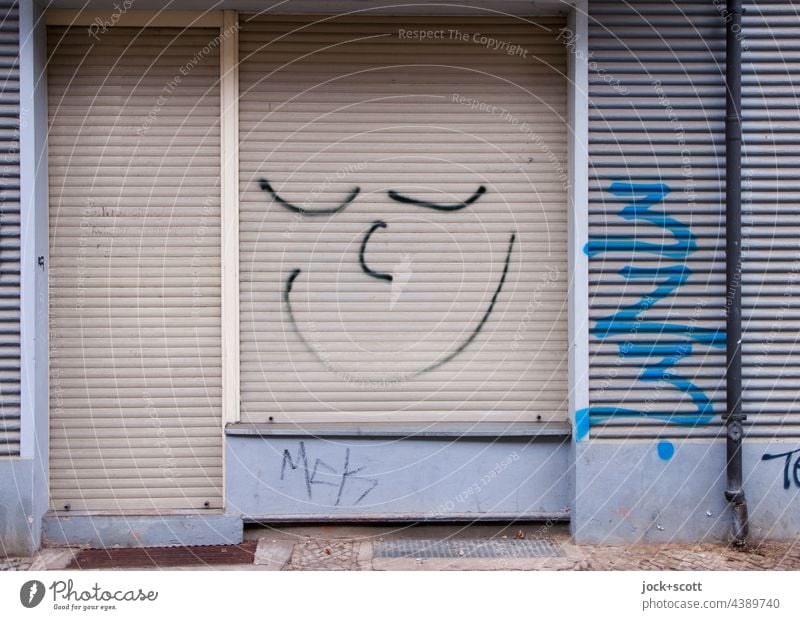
(48, 27, 222, 511)
(586, 0, 727, 438)
(0, 1, 19, 457)
(741, 1, 800, 437)
(239, 15, 568, 423)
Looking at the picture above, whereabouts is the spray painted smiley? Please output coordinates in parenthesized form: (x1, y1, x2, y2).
(259, 178, 517, 378)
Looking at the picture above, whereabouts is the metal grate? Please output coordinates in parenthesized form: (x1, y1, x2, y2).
(67, 543, 258, 569)
(375, 538, 561, 559)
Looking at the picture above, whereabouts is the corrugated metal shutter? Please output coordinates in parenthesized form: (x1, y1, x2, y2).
(0, 1, 20, 457)
(238, 15, 568, 423)
(741, 1, 800, 438)
(586, 0, 727, 438)
(48, 27, 223, 511)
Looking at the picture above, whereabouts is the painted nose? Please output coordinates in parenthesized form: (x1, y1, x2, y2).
(359, 220, 393, 282)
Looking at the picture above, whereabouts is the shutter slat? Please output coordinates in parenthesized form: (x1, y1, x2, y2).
(239, 14, 569, 424)
(48, 26, 222, 512)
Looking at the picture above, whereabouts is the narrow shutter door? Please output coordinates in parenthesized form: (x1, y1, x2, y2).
(48, 27, 222, 511)
(0, 1, 20, 457)
(741, 1, 800, 437)
(239, 15, 568, 423)
(587, 1, 727, 438)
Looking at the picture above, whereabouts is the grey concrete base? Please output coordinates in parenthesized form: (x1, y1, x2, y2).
(571, 440, 800, 544)
(42, 513, 243, 548)
(226, 434, 571, 520)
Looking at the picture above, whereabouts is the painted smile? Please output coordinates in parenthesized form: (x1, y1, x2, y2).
(263, 180, 516, 378)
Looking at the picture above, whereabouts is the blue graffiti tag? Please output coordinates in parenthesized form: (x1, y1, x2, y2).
(575, 181, 724, 440)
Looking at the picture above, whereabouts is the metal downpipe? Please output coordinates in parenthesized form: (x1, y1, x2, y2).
(724, 0, 748, 545)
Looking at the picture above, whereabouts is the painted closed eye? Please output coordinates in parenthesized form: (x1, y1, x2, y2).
(258, 178, 360, 216)
(387, 185, 487, 211)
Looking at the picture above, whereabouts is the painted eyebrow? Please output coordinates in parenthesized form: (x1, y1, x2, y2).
(259, 178, 360, 216)
(387, 185, 487, 211)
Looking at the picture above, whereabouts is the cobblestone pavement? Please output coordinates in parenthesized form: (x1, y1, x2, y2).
(574, 541, 800, 571)
(283, 538, 363, 571)
(0, 557, 32, 571)
(3, 526, 800, 571)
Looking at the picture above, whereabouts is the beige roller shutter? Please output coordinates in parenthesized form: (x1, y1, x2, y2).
(48, 27, 222, 511)
(239, 15, 568, 423)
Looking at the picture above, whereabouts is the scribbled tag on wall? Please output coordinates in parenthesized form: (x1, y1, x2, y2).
(578, 181, 724, 440)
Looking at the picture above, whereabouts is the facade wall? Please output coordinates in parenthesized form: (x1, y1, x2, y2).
(574, 0, 800, 543)
(1, 0, 800, 553)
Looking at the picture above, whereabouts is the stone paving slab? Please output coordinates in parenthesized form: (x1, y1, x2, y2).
(254, 539, 295, 570)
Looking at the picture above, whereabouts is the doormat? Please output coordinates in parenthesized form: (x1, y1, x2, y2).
(67, 542, 258, 569)
(374, 538, 561, 559)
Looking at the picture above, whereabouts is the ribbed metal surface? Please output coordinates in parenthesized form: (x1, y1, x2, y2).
(375, 537, 561, 558)
(740, 1, 800, 436)
(238, 15, 569, 424)
(587, 0, 800, 440)
(586, 0, 727, 439)
(0, 1, 20, 457)
(47, 27, 223, 510)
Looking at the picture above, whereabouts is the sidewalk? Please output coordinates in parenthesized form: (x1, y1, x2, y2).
(4, 524, 800, 571)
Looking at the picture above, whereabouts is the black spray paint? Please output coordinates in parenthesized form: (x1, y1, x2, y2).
(279, 180, 513, 376)
(280, 441, 378, 506)
(259, 177, 360, 216)
(412, 231, 516, 376)
(359, 220, 393, 282)
(387, 185, 487, 211)
(761, 448, 800, 490)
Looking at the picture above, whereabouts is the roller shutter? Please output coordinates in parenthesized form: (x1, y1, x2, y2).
(0, 1, 19, 457)
(586, 0, 727, 439)
(238, 15, 568, 423)
(48, 27, 223, 511)
(740, 1, 800, 437)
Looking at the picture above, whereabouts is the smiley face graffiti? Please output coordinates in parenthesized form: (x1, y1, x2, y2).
(237, 15, 569, 421)
(260, 178, 517, 379)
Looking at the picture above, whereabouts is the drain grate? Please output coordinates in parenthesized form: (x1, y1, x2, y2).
(375, 538, 561, 559)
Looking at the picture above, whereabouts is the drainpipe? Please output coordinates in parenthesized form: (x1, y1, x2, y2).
(724, 0, 748, 546)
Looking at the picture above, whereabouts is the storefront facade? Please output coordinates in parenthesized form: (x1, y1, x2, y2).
(1, 0, 799, 554)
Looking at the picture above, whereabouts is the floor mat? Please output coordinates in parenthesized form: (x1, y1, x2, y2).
(67, 542, 258, 569)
